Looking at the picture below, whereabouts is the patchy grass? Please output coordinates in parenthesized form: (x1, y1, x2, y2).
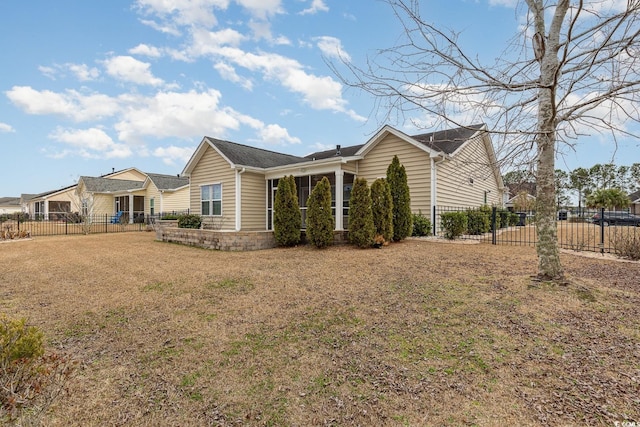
(1, 232, 639, 426)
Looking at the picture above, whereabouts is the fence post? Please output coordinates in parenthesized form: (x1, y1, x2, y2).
(599, 207, 605, 254)
(491, 206, 497, 245)
(65, 219, 68, 235)
(432, 205, 436, 236)
(105, 214, 108, 234)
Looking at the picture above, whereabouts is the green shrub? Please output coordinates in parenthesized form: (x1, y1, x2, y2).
(177, 214, 202, 229)
(274, 175, 301, 247)
(1, 315, 75, 422)
(349, 178, 375, 248)
(370, 178, 393, 243)
(440, 211, 468, 240)
(386, 155, 412, 241)
(411, 211, 432, 237)
(498, 209, 511, 228)
(161, 213, 179, 220)
(466, 206, 491, 235)
(508, 212, 520, 226)
(306, 176, 334, 249)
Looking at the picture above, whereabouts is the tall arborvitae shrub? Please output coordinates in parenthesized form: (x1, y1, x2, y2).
(274, 175, 301, 246)
(348, 178, 375, 248)
(306, 176, 334, 248)
(386, 155, 412, 241)
(370, 178, 393, 243)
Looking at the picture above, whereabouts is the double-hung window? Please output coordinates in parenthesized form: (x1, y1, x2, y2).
(201, 183, 222, 216)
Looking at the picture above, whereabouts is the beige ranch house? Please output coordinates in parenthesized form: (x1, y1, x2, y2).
(182, 124, 505, 233)
(23, 168, 189, 223)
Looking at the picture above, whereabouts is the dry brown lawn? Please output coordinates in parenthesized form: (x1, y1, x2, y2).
(1, 232, 639, 426)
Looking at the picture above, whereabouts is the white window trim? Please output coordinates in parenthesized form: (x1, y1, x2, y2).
(200, 182, 223, 217)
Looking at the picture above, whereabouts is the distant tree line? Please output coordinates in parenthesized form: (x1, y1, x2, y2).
(504, 163, 640, 209)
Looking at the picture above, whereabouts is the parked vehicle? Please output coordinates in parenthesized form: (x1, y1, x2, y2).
(590, 211, 640, 226)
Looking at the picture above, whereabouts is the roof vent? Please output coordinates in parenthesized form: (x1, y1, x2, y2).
(336, 145, 341, 156)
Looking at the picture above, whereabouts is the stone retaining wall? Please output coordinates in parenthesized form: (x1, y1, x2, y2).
(156, 226, 349, 251)
(156, 227, 276, 251)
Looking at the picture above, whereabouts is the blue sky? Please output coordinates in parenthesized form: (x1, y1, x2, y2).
(1, 0, 638, 197)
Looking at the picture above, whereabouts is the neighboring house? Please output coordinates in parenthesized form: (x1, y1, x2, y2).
(77, 169, 190, 222)
(22, 184, 79, 220)
(0, 197, 21, 215)
(23, 168, 189, 222)
(505, 192, 536, 212)
(182, 123, 505, 232)
(629, 189, 640, 215)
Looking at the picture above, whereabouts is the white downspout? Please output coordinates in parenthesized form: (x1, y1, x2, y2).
(430, 155, 446, 228)
(235, 168, 246, 231)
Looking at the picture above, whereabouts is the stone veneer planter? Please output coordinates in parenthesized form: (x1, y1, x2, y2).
(156, 226, 276, 251)
(156, 225, 349, 252)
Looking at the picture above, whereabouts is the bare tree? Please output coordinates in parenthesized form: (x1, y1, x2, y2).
(332, 0, 640, 281)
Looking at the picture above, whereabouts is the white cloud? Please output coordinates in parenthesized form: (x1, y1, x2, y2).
(315, 36, 351, 61)
(6, 86, 120, 122)
(0, 122, 15, 133)
(255, 123, 301, 145)
(139, 19, 182, 36)
(115, 89, 242, 143)
(102, 56, 164, 86)
(129, 43, 162, 58)
(189, 28, 247, 57)
(235, 0, 283, 20)
(135, 0, 230, 28)
(67, 63, 100, 81)
(153, 145, 195, 165)
(204, 47, 365, 120)
(39, 66, 58, 80)
(299, 0, 329, 15)
(214, 62, 253, 90)
(488, 0, 518, 7)
(48, 127, 132, 159)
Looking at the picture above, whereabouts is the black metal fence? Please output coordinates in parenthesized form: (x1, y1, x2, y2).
(0, 211, 189, 238)
(432, 206, 640, 255)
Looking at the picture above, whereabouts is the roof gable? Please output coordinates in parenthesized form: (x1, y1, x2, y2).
(146, 173, 189, 191)
(208, 138, 306, 168)
(182, 137, 308, 175)
(411, 123, 486, 155)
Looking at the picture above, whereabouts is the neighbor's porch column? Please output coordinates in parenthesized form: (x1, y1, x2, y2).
(335, 170, 344, 231)
(128, 194, 134, 223)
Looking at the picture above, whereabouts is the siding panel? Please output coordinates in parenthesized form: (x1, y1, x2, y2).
(189, 145, 236, 230)
(357, 135, 432, 213)
(436, 135, 501, 207)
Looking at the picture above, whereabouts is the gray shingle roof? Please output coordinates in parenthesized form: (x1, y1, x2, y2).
(0, 197, 21, 205)
(80, 176, 145, 193)
(411, 123, 486, 154)
(304, 123, 486, 161)
(629, 189, 640, 202)
(146, 173, 189, 190)
(304, 144, 364, 161)
(206, 137, 307, 168)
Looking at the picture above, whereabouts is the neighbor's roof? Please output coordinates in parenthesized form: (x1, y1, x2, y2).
(629, 189, 640, 203)
(206, 137, 308, 168)
(146, 173, 189, 191)
(80, 176, 144, 193)
(0, 197, 21, 206)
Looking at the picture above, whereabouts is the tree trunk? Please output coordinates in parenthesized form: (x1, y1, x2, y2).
(530, 0, 567, 281)
(536, 132, 563, 280)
